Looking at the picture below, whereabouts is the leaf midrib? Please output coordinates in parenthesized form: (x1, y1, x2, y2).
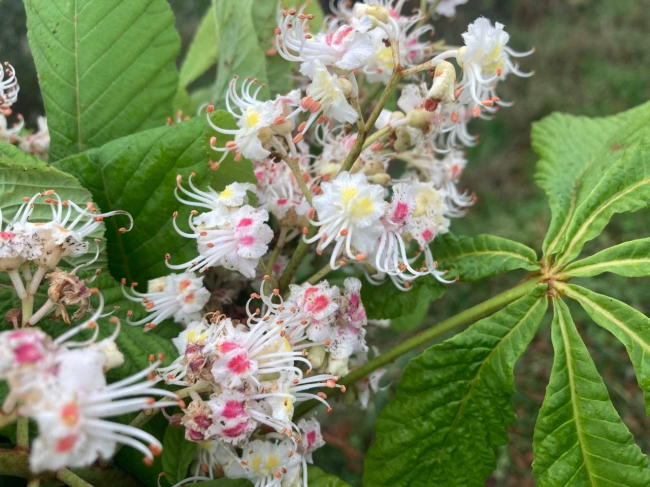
(557, 176, 650, 267)
(556, 302, 597, 486)
(565, 286, 650, 356)
(443, 249, 537, 264)
(565, 257, 650, 277)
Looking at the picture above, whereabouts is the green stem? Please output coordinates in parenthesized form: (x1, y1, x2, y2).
(339, 39, 402, 174)
(295, 276, 543, 417)
(16, 418, 29, 450)
(21, 294, 34, 326)
(265, 227, 289, 276)
(306, 263, 333, 285)
(58, 469, 93, 487)
(278, 229, 316, 292)
(361, 125, 392, 151)
(283, 156, 313, 206)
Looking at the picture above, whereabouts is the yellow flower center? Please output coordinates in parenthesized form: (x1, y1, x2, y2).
(219, 187, 234, 200)
(377, 46, 394, 70)
(350, 196, 375, 219)
(244, 109, 260, 128)
(341, 187, 358, 208)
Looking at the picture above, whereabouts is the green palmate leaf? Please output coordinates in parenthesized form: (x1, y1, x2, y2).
(212, 0, 269, 106)
(562, 237, 650, 278)
(555, 130, 650, 267)
(561, 283, 650, 416)
(361, 274, 446, 320)
(204, 110, 258, 192)
(308, 466, 353, 486)
(533, 101, 650, 258)
(363, 285, 548, 487)
(433, 233, 539, 282)
(55, 118, 211, 284)
(532, 299, 650, 486)
(179, 3, 218, 89)
(162, 425, 197, 485)
(24, 0, 180, 161)
(0, 142, 109, 278)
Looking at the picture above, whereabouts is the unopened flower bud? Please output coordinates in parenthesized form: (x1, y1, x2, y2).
(393, 128, 412, 152)
(353, 3, 390, 24)
(257, 127, 274, 145)
(407, 108, 434, 131)
(425, 61, 457, 112)
(96, 339, 125, 371)
(367, 173, 392, 186)
(326, 356, 350, 377)
(308, 345, 326, 369)
(336, 77, 354, 98)
(147, 276, 167, 293)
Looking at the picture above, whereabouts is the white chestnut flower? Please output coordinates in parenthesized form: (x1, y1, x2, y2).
(175, 173, 256, 228)
(306, 171, 387, 269)
(432, 0, 468, 18)
(224, 438, 302, 487)
(19, 116, 50, 161)
(0, 111, 24, 144)
(168, 205, 273, 278)
(277, 7, 374, 77)
(206, 77, 300, 163)
(0, 62, 19, 110)
(121, 272, 210, 330)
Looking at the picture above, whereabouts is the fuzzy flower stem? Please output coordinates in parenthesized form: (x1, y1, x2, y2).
(21, 291, 34, 327)
(416, 0, 440, 30)
(362, 125, 393, 150)
(339, 39, 402, 174)
(306, 262, 334, 285)
(16, 418, 29, 449)
(281, 154, 313, 206)
(278, 226, 317, 292)
(295, 276, 544, 417)
(57, 468, 94, 487)
(265, 227, 289, 276)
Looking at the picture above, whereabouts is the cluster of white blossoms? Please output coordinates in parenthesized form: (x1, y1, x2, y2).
(0, 299, 182, 472)
(0, 62, 50, 160)
(201, 3, 531, 293)
(0, 191, 131, 316)
(0, 1, 533, 483)
(152, 276, 367, 486)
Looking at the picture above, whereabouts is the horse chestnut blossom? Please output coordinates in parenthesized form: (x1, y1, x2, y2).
(122, 272, 210, 330)
(0, 62, 19, 110)
(306, 171, 387, 268)
(0, 301, 182, 472)
(206, 77, 301, 163)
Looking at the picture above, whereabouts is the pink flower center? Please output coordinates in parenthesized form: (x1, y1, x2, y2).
(392, 202, 410, 223)
(307, 430, 317, 449)
(60, 402, 80, 426)
(219, 341, 241, 353)
(227, 353, 251, 374)
(223, 421, 249, 438)
(422, 229, 433, 242)
(0, 231, 16, 241)
(14, 343, 44, 364)
(276, 198, 288, 205)
(237, 217, 254, 228)
(222, 400, 246, 419)
(239, 235, 255, 246)
(56, 435, 78, 453)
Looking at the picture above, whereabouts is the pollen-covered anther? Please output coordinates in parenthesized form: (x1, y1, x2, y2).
(340, 385, 347, 393)
(165, 253, 171, 261)
(355, 254, 366, 261)
(324, 339, 331, 346)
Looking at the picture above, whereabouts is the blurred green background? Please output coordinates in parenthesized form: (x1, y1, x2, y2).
(2, 0, 649, 485)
